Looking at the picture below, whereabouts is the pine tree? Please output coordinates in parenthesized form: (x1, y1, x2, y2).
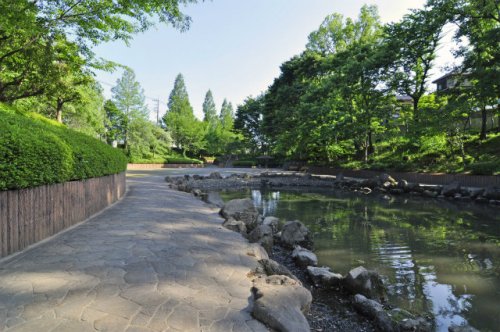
(220, 99, 234, 130)
(202, 90, 217, 125)
(168, 73, 190, 113)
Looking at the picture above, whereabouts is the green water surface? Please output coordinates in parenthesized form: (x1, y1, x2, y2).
(220, 188, 500, 332)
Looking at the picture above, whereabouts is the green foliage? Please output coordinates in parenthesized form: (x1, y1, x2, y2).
(166, 157, 203, 164)
(202, 90, 218, 125)
(0, 105, 127, 190)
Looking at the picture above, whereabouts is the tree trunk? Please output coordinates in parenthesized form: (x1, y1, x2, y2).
(480, 105, 487, 140)
(56, 99, 64, 123)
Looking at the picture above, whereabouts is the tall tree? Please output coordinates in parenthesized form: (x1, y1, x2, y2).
(111, 69, 148, 151)
(202, 90, 218, 125)
(385, 4, 447, 122)
(163, 74, 205, 156)
(220, 99, 234, 130)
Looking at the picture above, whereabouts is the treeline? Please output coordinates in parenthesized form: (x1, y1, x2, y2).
(0, 0, 241, 164)
(235, 0, 499, 174)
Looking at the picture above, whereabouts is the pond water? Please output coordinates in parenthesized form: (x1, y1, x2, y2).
(219, 188, 500, 332)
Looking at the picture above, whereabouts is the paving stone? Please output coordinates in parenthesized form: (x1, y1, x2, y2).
(0, 171, 270, 332)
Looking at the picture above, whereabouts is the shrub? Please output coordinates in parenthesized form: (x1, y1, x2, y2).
(0, 105, 127, 190)
(166, 157, 203, 164)
(466, 160, 500, 175)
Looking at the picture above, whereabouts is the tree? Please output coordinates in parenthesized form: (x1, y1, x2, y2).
(235, 95, 267, 154)
(202, 90, 218, 125)
(220, 99, 235, 130)
(454, 0, 500, 139)
(111, 68, 148, 151)
(0, 0, 199, 103)
(384, 4, 448, 122)
(104, 100, 127, 145)
(163, 74, 205, 156)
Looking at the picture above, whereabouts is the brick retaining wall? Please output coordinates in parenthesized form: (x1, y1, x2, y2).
(127, 163, 204, 170)
(308, 167, 500, 188)
(0, 172, 126, 258)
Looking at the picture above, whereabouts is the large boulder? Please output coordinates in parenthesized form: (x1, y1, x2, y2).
(291, 246, 318, 268)
(343, 266, 385, 300)
(248, 224, 274, 254)
(208, 172, 223, 179)
(353, 294, 395, 332)
(222, 218, 247, 235)
(252, 275, 312, 332)
(380, 173, 397, 186)
(204, 191, 225, 207)
(442, 181, 461, 197)
(306, 266, 343, 288)
(220, 198, 259, 231)
(263, 216, 280, 232)
(280, 221, 312, 248)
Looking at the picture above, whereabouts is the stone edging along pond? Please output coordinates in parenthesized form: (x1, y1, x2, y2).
(166, 171, 486, 332)
(0, 172, 126, 259)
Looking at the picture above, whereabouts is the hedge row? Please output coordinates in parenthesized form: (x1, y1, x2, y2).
(128, 156, 203, 164)
(0, 106, 128, 190)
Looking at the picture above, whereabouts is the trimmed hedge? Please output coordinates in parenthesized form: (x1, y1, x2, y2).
(166, 157, 203, 164)
(0, 105, 127, 190)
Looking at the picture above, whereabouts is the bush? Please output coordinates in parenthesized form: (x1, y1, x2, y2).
(0, 105, 127, 190)
(166, 157, 203, 164)
(466, 160, 500, 175)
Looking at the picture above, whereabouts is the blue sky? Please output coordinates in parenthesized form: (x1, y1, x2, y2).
(94, 0, 457, 121)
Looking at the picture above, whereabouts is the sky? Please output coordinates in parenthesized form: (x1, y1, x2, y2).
(94, 0, 456, 121)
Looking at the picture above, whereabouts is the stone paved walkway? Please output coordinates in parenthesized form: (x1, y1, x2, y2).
(0, 171, 269, 332)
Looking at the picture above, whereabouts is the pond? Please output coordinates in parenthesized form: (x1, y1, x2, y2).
(219, 188, 500, 332)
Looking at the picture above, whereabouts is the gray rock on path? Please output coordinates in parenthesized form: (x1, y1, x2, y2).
(252, 275, 312, 332)
(344, 266, 385, 300)
(220, 198, 260, 231)
(248, 224, 274, 254)
(222, 218, 247, 235)
(280, 220, 312, 248)
(307, 266, 343, 288)
(291, 246, 318, 268)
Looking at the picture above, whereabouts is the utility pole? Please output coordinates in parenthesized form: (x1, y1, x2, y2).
(154, 98, 160, 125)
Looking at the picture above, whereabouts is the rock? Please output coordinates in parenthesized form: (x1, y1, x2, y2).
(490, 199, 500, 206)
(252, 275, 312, 332)
(469, 188, 484, 199)
(344, 266, 385, 300)
(292, 246, 318, 268)
(380, 173, 397, 185)
(192, 189, 202, 197)
(165, 176, 173, 183)
(184, 174, 191, 181)
(388, 308, 431, 332)
(407, 182, 423, 193)
(248, 243, 269, 260)
(248, 224, 274, 254)
(192, 174, 204, 180)
(442, 181, 461, 197)
(259, 259, 297, 280)
(423, 190, 438, 198)
(448, 324, 480, 332)
(220, 198, 259, 231)
(475, 196, 489, 204)
(204, 191, 224, 207)
(361, 187, 372, 195)
(353, 294, 395, 332)
(484, 186, 500, 200)
(397, 179, 410, 192)
(360, 178, 379, 189)
(208, 172, 223, 179)
(306, 266, 343, 288)
(263, 216, 280, 232)
(454, 193, 462, 199)
(222, 218, 247, 235)
(335, 173, 345, 183)
(280, 221, 312, 248)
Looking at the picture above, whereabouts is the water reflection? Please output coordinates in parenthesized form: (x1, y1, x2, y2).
(220, 188, 500, 331)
